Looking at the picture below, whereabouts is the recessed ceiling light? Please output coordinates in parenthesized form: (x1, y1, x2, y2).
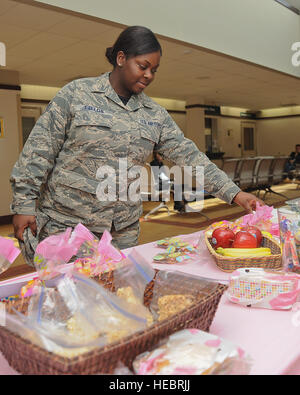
(183, 49, 192, 55)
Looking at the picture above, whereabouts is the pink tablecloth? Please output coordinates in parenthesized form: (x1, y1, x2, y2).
(125, 231, 300, 375)
(1, 229, 300, 375)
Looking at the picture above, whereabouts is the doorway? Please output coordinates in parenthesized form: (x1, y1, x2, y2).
(241, 121, 256, 157)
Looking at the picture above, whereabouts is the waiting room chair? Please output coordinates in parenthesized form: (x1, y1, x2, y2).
(221, 158, 241, 185)
(253, 156, 275, 199)
(265, 156, 289, 199)
(237, 157, 258, 191)
(291, 163, 300, 189)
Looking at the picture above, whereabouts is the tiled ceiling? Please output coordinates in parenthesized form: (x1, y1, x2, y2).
(1, 0, 300, 110)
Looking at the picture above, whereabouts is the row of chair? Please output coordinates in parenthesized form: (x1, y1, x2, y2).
(220, 156, 289, 199)
(141, 155, 289, 219)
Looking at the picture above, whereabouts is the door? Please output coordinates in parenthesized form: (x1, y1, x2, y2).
(241, 122, 256, 157)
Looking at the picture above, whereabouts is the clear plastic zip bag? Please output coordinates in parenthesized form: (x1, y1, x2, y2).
(149, 270, 219, 322)
(33, 224, 95, 281)
(113, 248, 155, 305)
(8, 273, 151, 358)
(73, 230, 126, 277)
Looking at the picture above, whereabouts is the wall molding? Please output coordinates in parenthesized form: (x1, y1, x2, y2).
(21, 98, 50, 104)
(0, 84, 21, 91)
(168, 110, 186, 114)
(256, 114, 300, 120)
(185, 104, 300, 120)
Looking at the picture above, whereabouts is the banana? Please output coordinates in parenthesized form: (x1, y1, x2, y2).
(216, 247, 271, 257)
(217, 247, 271, 253)
(223, 251, 271, 257)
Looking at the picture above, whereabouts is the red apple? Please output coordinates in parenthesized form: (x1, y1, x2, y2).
(233, 231, 257, 248)
(211, 227, 235, 248)
(245, 226, 263, 247)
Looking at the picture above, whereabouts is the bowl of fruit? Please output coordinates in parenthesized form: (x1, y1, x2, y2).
(205, 225, 282, 272)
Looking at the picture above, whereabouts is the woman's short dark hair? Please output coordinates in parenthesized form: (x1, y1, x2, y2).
(105, 26, 162, 67)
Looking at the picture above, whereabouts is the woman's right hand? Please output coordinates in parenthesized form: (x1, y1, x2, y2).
(12, 214, 37, 241)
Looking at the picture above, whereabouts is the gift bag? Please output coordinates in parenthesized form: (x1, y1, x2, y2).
(33, 224, 92, 281)
(73, 230, 126, 277)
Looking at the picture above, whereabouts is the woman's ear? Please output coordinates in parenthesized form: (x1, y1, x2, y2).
(116, 51, 126, 67)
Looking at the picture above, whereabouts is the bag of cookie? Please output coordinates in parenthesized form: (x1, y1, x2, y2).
(149, 270, 219, 321)
(9, 273, 152, 358)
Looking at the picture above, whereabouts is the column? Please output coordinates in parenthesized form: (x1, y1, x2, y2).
(185, 97, 206, 153)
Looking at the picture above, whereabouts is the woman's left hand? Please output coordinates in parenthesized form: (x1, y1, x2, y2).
(233, 191, 265, 213)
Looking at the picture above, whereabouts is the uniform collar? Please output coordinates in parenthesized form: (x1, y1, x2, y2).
(91, 72, 154, 111)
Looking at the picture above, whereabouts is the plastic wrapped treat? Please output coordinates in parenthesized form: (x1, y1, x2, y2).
(133, 329, 252, 375)
(239, 202, 279, 237)
(8, 273, 151, 358)
(0, 236, 21, 275)
(149, 270, 219, 322)
(73, 230, 126, 277)
(113, 248, 155, 304)
(21, 225, 127, 299)
(20, 224, 100, 299)
(227, 268, 300, 310)
(278, 206, 300, 273)
(153, 235, 202, 264)
(156, 237, 197, 253)
(33, 224, 93, 281)
(286, 198, 300, 214)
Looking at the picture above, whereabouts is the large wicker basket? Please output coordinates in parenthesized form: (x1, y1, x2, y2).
(205, 233, 282, 273)
(0, 270, 226, 375)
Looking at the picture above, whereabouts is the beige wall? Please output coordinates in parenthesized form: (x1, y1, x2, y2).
(172, 112, 300, 159)
(216, 117, 243, 158)
(256, 116, 300, 157)
(0, 89, 21, 216)
(185, 107, 205, 152)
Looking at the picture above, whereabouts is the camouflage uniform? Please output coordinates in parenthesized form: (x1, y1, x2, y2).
(10, 72, 240, 265)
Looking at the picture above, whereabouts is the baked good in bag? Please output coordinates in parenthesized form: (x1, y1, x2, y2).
(157, 294, 195, 321)
(133, 329, 252, 375)
(117, 286, 154, 326)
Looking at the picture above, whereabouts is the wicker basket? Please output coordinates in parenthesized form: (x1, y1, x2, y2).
(205, 233, 282, 273)
(0, 270, 226, 375)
